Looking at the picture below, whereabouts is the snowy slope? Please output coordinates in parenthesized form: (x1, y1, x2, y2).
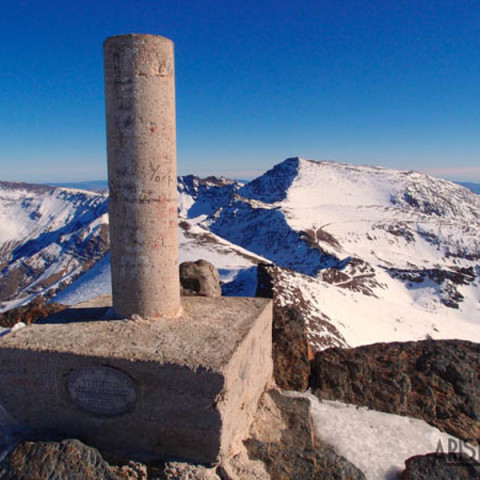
(270, 266, 480, 351)
(54, 222, 267, 305)
(204, 158, 480, 349)
(52, 174, 266, 305)
(0, 182, 109, 311)
(301, 392, 476, 480)
(281, 159, 479, 268)
(0, 176, 263, 310)
(1, 159, 479, 351)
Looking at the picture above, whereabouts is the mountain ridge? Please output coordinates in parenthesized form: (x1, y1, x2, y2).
(1, 158, 479, 351)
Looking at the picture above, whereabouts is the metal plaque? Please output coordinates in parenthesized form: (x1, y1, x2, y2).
(68, 366, 137, 416)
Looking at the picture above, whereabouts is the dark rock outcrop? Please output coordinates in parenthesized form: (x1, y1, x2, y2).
(0, 439, 133, 480)
(0, 297, 66, 328)
(179, 260, 221, 297)
(402, 452, 480, 479)
(257, 264, 311, 391)
(387, 266, 476, 309)
(310, 339, 480, 443)
(270, 306, 311, 392)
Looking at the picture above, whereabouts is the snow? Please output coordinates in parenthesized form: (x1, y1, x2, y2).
(274, 267, 480, 349)
(178, 191, 196, 217)
(53, 223, 268, 306)
(0, 215, 23, 243)
(282, 159, 480, 269)
(0, 322, 26, 339)
(0, 182, 110, 311)
(178, 223, 263, 270)
(206, 158, 480, 349)
(54, 254, 112, 305)
(2, 158, 480, 349)
(300, 392, 476, 480)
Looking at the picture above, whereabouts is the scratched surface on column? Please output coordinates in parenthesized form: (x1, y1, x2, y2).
(104, 34, 180, 318)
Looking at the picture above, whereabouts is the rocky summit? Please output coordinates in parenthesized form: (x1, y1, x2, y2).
(1, 158, 480, 478)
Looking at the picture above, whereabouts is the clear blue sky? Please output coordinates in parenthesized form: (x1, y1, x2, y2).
(1, 0, 479, 182)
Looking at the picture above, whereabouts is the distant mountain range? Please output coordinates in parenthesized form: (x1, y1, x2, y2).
(46, 180, 109, 192)
(458, 182, 480, 195)
(46, 178, 480, 195)
(2, 159, 479, 351)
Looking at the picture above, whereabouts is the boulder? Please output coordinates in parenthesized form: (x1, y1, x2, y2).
(310, 339, 480, 443)
(158, 462, 220, 479)
(0, 439, 129, 480)
(402, 452, 480, 479)
(112, 462, 147, 480)
(179, 260, 221, 297)
(159, 452, 269, 480)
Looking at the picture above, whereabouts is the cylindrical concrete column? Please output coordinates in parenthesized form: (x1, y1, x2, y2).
(104, 34, 180, 319)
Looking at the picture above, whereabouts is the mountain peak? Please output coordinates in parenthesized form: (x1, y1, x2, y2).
(239, 157, 301, 203)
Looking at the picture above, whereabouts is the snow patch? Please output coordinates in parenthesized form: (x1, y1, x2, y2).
(300, 392, 474, 480)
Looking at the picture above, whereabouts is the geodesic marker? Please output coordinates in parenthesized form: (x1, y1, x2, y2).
(104, 34, 181, 319)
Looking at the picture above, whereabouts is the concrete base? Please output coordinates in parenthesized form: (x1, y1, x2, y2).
(0, 296, 273, 464)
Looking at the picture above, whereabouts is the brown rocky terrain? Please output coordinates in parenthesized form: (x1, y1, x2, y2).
(256, 263, 311, 391)
(402, 452, 480, 479)
(0, 439, 147, 480)
(0, 298, 66, 328)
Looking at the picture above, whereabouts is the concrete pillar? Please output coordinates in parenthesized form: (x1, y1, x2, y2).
(103, 34, 180, 319)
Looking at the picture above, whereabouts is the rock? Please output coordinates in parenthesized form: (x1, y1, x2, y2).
(158, 461, 220, 479)
(179, 260, 221, 297)
(217, 451, 270, 480)
(155, 452, 269, 480)
(310, 339, 480, 443)
(256, 264, 311, 391)
(271, 306, 311, 392)
(0, 297, 66, 328)
(402, 452, 480, 479)
(0, 392, 366, 480)
(111, 461, 148, 479)
(387, 267, 476, 309)
(0, 439, 125, 480)
(245, 389, 366, 480)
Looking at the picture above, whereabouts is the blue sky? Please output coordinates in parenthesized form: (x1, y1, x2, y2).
(1, 0, 479, 182)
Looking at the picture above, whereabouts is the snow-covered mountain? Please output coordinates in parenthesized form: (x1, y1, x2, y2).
(0, 181, 109, 311)
(1, 158, 479, 351)
(208, 158, 480, 350)
(0, 177, 265, 310)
